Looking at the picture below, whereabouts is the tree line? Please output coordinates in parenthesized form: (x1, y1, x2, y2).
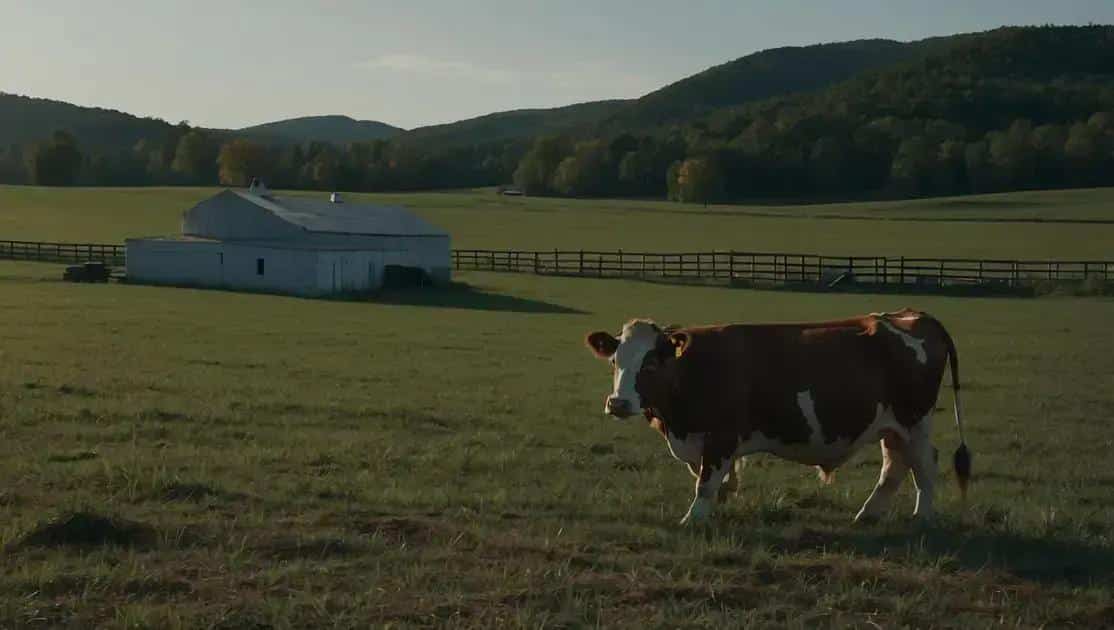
(2, 27, 1112, 203)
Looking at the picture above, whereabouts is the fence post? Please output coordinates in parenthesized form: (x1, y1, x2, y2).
(641, 253, 647, 278)
(579, 250, 584, 276)
(533, 252, 539, 275)
(729, 251, 736, 283)
(900, 257, 905, 284)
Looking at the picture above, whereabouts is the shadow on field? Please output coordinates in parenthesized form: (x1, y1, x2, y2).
(716, 514, 1114, 587)
(843, 526, 1114, 585)
(377, 282, 587, 314)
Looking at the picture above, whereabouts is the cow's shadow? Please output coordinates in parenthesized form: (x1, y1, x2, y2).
(708, 504, 1114, 586)
(374, 282, 587, 315)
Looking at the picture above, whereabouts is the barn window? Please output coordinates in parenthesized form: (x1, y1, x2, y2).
(256, 258, 265, 276)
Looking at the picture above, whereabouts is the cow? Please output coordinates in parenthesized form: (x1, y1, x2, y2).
(584, 308, 970, 525)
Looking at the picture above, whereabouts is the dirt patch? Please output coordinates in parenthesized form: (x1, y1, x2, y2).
(138, 408, 188, 422)
(354, 516, 443, 546)
(57, 384, 96, 397)
(253, 535, 361, 561)
(159, 481, 231, 502)
(11, 511, 156, 550)
(47, 450, 99, 463)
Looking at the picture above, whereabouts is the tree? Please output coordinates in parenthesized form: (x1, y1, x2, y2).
(1064, 122, 1102, 186)
(672, 157, 724, 205)
(987, 120, 1036, 189)
(550, 140, 610, 197)
(889, 137, 936, 195)
(964, 140, 994, 193)
(27, 131, 83, 186)
(665, 161, 682, 201)
(512, 136, 568, 195)
(217, 139, 273, 186)
(171, 130, 218, 183)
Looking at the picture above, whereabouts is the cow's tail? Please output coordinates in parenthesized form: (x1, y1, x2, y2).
(938, 318, 971, 499)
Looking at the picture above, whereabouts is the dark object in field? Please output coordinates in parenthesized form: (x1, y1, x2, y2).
(382, 265, 433, 289)
(11, 511, 156, 549)
(63, 261, 110, 283)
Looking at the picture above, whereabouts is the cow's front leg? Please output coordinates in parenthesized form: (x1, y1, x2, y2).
(680, 438, 736, 525)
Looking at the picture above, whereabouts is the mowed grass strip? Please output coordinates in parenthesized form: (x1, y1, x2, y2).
(3, 185, 1114, 258)
(1, 261, 1113, 627)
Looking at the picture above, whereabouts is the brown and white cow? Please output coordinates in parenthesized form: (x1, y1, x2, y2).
(585, 308, 971, 525)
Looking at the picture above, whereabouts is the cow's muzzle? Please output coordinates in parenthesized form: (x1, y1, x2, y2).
(604, 396, 635, 419)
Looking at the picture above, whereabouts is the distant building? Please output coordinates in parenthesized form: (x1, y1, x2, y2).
(125, 187, 450, 296)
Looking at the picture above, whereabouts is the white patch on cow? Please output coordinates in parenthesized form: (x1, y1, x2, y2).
(735, 402, 910, 472)
(796, 390, 825, 445)
(878, 320, 927, 364)
(663, 431, 704, 467)
(606, 321, 660, 413)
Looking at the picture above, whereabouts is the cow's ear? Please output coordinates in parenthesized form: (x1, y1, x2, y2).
(585, 331, 619, 359)
(669, 332, 692, 359)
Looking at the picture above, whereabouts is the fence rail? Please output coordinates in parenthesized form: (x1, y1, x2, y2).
(1, 240, 1109, 291)
(0, 240, 126, 266)
(451, 249, 1114, 289)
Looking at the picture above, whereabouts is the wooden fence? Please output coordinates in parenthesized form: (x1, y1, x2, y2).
(1, 240, 1109, 290)
(451, 249, 1114, 289)
(0, 240, 126, 266)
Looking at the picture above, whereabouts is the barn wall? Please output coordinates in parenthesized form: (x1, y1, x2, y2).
(221, 244, 320, 295)
(315, 251, 385, 293)
(307, 234, 452, 285)
(125, 239, 224, 286)
(182, 191, 303, 241)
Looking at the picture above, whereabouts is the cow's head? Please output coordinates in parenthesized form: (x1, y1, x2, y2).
(585, 319, 690, 419)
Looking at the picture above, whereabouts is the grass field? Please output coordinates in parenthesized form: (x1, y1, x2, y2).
(2, 255, 1114, 627)
(3, 185, 1114, 259)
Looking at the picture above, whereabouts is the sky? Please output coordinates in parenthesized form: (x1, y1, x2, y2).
(2, 1, 1113, 131)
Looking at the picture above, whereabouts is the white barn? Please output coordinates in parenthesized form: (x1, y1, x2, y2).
(126, 188, 450, 296)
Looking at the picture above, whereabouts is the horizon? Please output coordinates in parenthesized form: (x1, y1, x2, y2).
(2, 1, 1113, 131)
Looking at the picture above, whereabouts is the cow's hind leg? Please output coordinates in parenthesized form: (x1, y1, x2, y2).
(906, 415, 937, 520)
(854, 433, 909, 523)
(717, 457, 747, 502)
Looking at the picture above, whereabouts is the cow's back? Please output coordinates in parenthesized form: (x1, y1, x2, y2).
(669, 311, 950, 451)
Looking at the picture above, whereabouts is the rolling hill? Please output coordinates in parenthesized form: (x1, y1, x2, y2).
(0, 93, 179, 152)
(393, 100, 630, 150)
(598, 39, 925, 132)
(237, 115, 404, 145)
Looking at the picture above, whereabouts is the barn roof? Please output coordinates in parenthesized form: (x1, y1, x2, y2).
(231, 190, 448, 237)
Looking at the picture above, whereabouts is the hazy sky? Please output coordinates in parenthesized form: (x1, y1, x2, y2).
(2, 1, 1112, 130)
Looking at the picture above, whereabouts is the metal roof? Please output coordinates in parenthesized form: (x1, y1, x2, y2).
(231, 190, 448, 237)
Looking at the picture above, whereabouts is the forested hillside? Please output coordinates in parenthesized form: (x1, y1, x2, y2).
(513, 25, 1114, 201)
(3, 26, 1112, 203)
(238, 116, 404, 145)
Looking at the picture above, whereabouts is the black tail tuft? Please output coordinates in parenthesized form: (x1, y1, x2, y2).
(954, 442, 972, 499)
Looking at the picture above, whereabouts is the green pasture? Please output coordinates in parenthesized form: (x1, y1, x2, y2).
(1, 260, 1112, 627)
(2, 185, 1114, 259)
